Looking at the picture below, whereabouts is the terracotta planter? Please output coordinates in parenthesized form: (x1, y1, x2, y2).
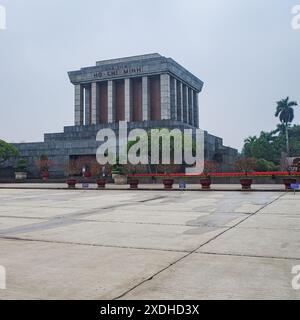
(283, 178, 297, 190)
(66, 178, 77, 189)
(240, 178, 253, 190)
(163, 179, 174, 189)
(41, 171, 49, 180)
(200, 178, 211, 189)
(129, 179, 139, 189)
(96, 178, 106, 189)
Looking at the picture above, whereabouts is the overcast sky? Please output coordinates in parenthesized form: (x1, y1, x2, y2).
(0, 0, 299, 150)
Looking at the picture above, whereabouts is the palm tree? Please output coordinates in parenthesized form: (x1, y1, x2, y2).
(243, 136, 257, 157)
(244, 136, 257, 145)
(260, 131, 275, 142)
(271, 123, 289, 136)
(275, 97, 298, 155)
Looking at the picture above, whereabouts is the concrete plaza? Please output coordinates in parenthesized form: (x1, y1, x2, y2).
(0, 187, 299, 299)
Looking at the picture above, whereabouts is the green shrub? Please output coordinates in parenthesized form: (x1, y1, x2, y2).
(16, 158, 27, 172)
(255, 158, 278, 172)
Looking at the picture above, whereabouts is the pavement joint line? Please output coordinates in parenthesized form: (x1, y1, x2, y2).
(0, 215, 47, 220)
(259, 212, 300, 216)
(0, 195, 168, 236)
(229, 226, 300, 231)
(0, 235, 191, 254)
(194, 251, 300, 261)
(0, 205, 111, 209)
(73, 218, 241, 228)
(113, 192, 286, 300)
(75, 219, 194, 226)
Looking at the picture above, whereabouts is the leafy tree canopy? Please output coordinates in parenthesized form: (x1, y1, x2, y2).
(242, 125, 300, 169)
(0, 140, 19, 164)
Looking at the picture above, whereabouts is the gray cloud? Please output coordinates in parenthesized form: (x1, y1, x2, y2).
(0, 0, 299, 150)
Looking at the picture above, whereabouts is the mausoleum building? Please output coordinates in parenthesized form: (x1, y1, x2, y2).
(11, 54, 237, 177)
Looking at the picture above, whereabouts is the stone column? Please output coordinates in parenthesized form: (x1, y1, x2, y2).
(84, 85, 91, 125)
(74, 84, 83, 125)
(193, 91, 199, 128)
(124, 78, 131, 122)
(142, 76, 149, 121)
(170, 77, 177, 120)
(160, 74, 171, 120)
(176, 81, 183, 122)
(182, 84, 188, 123)
(187, 86, 191, 124)
(188, 87, 194, 126)
(107, 80, 115, 123)
(91, 82, 99, 125)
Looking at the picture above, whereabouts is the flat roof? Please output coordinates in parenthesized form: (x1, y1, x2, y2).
(68, 53, 204, 92)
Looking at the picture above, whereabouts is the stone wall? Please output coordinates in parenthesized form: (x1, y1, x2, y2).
(11, 120, 238, 178)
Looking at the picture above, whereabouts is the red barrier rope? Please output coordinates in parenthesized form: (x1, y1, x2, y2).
(127, 172, 300, 178)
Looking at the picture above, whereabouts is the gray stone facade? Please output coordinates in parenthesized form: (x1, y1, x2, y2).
(10, 54, 237, 178)
(68, 53, 203, 127)
(13, 120, 237, 177)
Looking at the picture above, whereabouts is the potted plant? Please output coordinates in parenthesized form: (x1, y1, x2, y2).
(96, 165, 107, 189)
(111, 163, 127, 185)
(200, 161, 217, 189)
(128, 178, 139, 189)
(96, 178, 106, 188)
(162, 178, 174, 189)
(66, 159, 79, 189)
(66, 178, 77, 189)
(15, 158, 28, 180)
(36, 154, 52, 180)
(235, 157, 257, 190)
(83, 170, 92, 178)
(156, 165, 175, 189)
(41, 170, 49, 180)
(90, 162, 107, 189)
(126, 163, 141, 189)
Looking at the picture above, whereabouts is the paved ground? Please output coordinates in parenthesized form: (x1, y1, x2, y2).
(0, 188, 299, 299)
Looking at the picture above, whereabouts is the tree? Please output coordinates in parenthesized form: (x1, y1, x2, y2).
(245, 131, 277, 162)
(289, 126, 300, 157)
(255, 159, 278, 172)
(243, 136, 257, 157)
(126, 128, 196, 174)
(271, 123, 288, 136)
(202, 160, 217, 178)
(0, 140, 19, 165)
(235, 157, 257, 174)
(36, 154, 53, 173)
(16, 158, 27, 172)
(275, 97, 298, 155)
